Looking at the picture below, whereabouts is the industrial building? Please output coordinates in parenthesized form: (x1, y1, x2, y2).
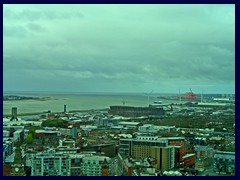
(109, 106, 165, 117)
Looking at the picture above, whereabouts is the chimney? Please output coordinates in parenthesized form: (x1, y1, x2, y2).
(12, 107, 17, 120)
(64, 105, 67, 113)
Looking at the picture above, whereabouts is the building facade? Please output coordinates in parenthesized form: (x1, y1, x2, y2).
(31, 148, 71, 176)
(213, 151, 235, 174)
(109, 106, 165, 117)
(149, 146, 175, 171)
(119, 136, 186, 171)
(81, 156, 112, 176)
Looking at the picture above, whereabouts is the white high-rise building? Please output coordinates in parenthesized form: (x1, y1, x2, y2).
(31, 148, 71, 176)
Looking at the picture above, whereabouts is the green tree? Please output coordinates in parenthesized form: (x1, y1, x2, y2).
(26, 133, 33, 144)
(41, 119, 65, 128)
(28, 127, 37, 139)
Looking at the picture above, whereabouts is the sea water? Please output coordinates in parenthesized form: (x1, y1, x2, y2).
(3, 92, 177, 115)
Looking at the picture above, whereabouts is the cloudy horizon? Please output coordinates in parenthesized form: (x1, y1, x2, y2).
(3, 4, 235, 94)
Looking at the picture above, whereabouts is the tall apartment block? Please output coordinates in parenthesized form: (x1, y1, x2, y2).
(31, 149, 71, 176)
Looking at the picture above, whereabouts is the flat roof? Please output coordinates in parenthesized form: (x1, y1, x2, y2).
(183, 154, 195, 159)
(4, 152, 15, 163)
(118, 122, 140, 125)
(82, 156, 110, 161)
(198, 102, 227, 106)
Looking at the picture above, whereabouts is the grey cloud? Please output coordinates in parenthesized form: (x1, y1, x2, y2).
(3, 24, 27, 37)
(4, 6, 84, 21)
(27, 23, 46, 32)
(3, 4, 235, 93)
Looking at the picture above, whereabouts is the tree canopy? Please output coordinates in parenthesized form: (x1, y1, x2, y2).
(26, 133, 33, 144)
(41, 119, 65, 128)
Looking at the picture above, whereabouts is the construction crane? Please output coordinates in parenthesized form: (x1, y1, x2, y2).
(122, 98, 126, 106)
(185, 88, 197, 101)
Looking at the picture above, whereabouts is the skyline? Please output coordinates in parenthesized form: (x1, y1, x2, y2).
(3, 4, 235, 94)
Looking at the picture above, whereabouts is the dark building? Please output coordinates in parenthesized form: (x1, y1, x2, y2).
(108, 106, 165, 117)
(64, 105, 67, 113)
(12, 107, 17, 120)
(81, 143, 116, 158)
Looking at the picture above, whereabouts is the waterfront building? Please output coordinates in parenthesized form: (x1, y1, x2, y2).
(109, 106, 165, 117)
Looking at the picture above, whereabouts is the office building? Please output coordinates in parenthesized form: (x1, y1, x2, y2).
(120, 136, 185, 159)
(150, 146, 175, 171)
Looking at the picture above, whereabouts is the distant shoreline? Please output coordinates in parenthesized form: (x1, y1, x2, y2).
(3, 95, 58, 101)
(3, 108, 109, 117)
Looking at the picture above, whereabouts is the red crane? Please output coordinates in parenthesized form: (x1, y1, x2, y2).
(184, 88, 197, 101)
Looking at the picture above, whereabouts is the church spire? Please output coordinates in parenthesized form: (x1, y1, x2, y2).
(13, 142, 23, 165)
(10, 141, 26, 176)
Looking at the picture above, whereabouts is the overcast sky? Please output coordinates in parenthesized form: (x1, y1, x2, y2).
(3, 4, 235, 94)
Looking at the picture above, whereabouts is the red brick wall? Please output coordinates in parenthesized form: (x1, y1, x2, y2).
(3, 164, 11, 176)
(184, 155, 196, 167)
(169, 140, 186, 162)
